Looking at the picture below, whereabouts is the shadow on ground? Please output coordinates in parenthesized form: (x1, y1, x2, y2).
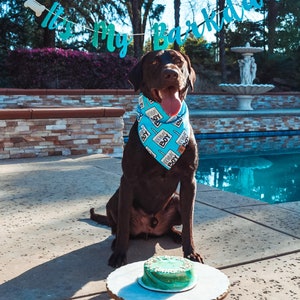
(0, 228, 181, 300)
(1, 238, 111, 299)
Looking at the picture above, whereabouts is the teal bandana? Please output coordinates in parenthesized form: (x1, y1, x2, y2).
(136, 94, 190, 170)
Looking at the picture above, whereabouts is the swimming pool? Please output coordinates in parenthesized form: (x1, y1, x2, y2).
(196, 151, 300, 204)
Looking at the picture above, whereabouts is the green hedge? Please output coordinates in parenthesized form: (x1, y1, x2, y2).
(4, 48, 137, 89)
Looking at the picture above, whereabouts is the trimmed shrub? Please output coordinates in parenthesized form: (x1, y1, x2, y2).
(5, 48, 137, 89)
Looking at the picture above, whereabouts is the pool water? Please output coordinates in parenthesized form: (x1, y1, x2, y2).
(196, 152, 300, 204)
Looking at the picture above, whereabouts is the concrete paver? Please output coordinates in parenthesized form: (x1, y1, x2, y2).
(0, 155, 299, 299)
(224, 252, 299, 300)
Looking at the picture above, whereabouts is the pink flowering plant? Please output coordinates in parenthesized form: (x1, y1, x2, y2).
(5, 48, 137, 89)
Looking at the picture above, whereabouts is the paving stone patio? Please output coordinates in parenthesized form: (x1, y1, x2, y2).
(0, 155, 299, 299)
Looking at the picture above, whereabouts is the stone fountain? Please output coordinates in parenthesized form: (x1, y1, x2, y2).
(219, 42, 275, 110)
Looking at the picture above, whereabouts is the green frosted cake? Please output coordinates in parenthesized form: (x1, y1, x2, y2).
(141, 255, 196, 291)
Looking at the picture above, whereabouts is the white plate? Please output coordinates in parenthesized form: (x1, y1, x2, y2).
(107, 261, 230, 300)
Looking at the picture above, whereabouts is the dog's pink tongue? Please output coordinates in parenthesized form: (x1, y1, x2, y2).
(159, 88, 182, 117)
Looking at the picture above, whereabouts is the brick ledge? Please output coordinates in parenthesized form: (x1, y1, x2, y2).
(0, 107, 125, 119)
(0, 88, 299, 96)
(0, 88, 136, 96)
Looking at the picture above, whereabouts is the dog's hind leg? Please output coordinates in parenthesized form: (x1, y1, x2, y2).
(168, 227, 182, 244)
(90, 208, 110, 226)
(90, 189, 119, 232)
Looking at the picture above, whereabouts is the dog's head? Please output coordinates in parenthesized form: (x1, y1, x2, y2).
(128, 50, 196, 116)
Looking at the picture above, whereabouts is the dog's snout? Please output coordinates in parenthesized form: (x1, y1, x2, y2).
(163, 69, 179, 80)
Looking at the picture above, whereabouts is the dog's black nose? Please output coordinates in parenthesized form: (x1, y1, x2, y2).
(163, 69, 178, 80)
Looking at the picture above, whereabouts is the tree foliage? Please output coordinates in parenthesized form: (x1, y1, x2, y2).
(0, 0, 128, 50)
(223, 0, 300, 90)
(0, 0, 299, 90)
(181, 35, 214, 66)
(119, 0, 164, 57)
(0, 0, 41, 50)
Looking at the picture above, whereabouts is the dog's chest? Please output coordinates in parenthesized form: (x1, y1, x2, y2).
(130, 196, 180, 237)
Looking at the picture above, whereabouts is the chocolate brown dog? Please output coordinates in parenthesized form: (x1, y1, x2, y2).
(90, 49, 203, 268)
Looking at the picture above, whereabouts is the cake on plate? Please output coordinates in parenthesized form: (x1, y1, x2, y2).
(140, 255, 197, 291)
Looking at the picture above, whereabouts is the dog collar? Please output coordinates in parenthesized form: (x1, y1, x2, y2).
(136, 94, 190, 170)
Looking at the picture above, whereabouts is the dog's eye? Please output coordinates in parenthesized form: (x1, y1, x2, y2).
(174, 58, 183, 65)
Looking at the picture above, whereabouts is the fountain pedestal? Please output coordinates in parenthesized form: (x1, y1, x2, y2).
(219, 42, 274, 110)
(236, 95, 254, 110)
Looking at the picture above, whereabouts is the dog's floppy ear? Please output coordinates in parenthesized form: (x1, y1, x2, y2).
(182, 53, 196, 91)
(128, 59, 143, 91)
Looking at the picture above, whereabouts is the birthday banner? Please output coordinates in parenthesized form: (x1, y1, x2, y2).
(24, 0, 264, 58)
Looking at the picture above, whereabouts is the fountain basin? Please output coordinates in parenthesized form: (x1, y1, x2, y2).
(219, 84, 275, 110)
(231, 46, 263, 54)
(219, 84, 275, 95)
(231, 42, 263, 56)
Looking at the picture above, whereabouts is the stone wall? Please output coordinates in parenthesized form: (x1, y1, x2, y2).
(0, 107, 124, 159)
(1, 89, 299, 111)
(1, 89, 300, 159)
(197, 134, 300, 156)
(1, 89, 299, 136)
(190, 111, 300, 155)
(0, 89, 136, 137)
(190, 113, 300, 134)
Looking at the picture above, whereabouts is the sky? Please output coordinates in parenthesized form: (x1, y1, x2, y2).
(152, 0, 265, 43)
(154, 0, 215, 41)
(23, 0, 265, 47)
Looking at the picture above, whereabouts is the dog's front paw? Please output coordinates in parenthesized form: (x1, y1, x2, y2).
(108, 251, 127, 268)
(185, 252, 204, 264)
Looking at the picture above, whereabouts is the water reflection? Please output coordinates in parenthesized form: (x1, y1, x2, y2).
(196, 153, 300, 204)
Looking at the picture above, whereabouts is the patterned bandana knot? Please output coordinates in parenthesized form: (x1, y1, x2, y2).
(136, 94, 190, 170)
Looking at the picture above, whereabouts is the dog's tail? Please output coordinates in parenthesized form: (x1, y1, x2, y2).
(90, 208, 110, 227)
